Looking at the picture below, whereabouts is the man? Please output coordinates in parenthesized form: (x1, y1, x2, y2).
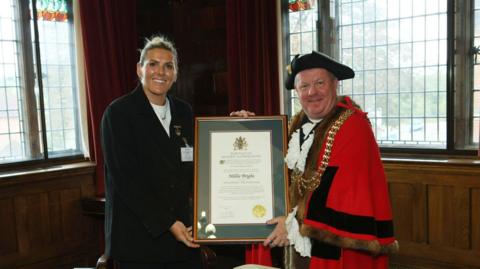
(101, 36, 201, 269)
(260, 51, 398, 268)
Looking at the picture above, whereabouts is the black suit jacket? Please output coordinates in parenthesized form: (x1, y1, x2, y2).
(101, 84, 198, 262)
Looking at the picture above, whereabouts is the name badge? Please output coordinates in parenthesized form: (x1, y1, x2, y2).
(181, 147, 193, 162)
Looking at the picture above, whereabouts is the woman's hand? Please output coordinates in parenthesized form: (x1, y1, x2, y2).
(263, 216, 289, 248)
(229, 110, 255, 117)
(170, 221, 200, 248)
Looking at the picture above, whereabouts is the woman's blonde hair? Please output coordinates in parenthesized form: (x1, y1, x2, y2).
(138, 35, 178, 72)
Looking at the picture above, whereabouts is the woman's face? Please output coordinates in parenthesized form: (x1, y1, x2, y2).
(137, 48, 177, 105)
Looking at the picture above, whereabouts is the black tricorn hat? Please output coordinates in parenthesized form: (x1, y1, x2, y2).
(285, 51, 355, 90)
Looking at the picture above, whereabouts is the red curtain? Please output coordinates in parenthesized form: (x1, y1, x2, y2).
(79, 0, 138, 196)
(226, 0, 280, 265)
(226, 0, 280, 116)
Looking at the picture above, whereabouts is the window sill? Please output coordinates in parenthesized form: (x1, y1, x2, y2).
(0, 161, 96, 186)
(381, 154, 480, 177)
(381, 153, 480, 167)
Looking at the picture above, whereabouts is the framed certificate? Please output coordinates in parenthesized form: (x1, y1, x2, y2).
(193, 116, 289, 243)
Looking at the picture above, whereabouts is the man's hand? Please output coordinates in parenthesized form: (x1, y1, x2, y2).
(263, 216, 289, 248)
(170, 221, 200, 248)
(229, 110, 255, 117)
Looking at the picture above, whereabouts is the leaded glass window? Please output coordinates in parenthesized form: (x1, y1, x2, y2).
(0, 0, 82, 164)
(283, 0, 478, 151)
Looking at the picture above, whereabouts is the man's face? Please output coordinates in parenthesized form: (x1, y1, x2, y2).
(137, 48, 177, 105)
(295, 68, 338, 119)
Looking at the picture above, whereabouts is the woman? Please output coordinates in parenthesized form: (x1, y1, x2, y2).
(101, 35, 201, 269)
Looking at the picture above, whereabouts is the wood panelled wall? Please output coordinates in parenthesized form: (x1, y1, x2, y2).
(0, 159, 478, 269)
(137, 0, 228, 117)
(0, 162, 99, 269)
(385, 159, 480, 269)
(171, 0, 227, 116)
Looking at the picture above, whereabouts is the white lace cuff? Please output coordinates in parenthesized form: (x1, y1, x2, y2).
(285, 206, 311, 257)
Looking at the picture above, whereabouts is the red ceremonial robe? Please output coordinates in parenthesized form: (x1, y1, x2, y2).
(297, 97, 397, 269)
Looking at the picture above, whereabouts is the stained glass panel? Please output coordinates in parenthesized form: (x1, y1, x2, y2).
(37, 0, 68, 22)
(289, 0, 315, 12)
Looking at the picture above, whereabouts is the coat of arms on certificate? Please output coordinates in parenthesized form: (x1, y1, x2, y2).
(233, 136, 248, 150)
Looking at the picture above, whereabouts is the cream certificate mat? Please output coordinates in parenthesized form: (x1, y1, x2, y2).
(210, 131, 273, 225)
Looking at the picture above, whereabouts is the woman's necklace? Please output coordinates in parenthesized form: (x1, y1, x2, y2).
(160, 103, 167, 121)
(151, 99, 169, 124)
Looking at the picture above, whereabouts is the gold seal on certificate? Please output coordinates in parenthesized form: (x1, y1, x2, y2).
(252, 204, 266, 218)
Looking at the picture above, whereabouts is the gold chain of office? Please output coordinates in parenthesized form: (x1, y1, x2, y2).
(291, 109, 355, 196)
